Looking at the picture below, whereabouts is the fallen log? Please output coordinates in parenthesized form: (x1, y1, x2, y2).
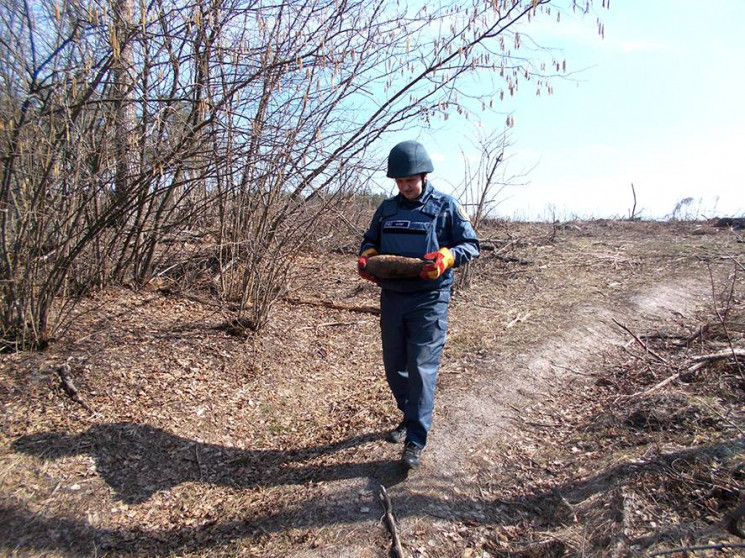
(284, 297, 379, 315)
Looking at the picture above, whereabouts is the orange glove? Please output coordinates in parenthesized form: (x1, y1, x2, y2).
(420, 248, 455, 280)
(357, 248, 378, 283)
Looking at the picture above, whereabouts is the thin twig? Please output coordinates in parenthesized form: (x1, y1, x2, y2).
(700, 401, 745, 436)
(624, 372, 682, 399)
(495, 253, 533, 265)
(506, 312, 531, 329)
(705, 260, 743, 376)
(613, 319, 669, 365)
(674, 323, 709, 347)
(195, 445, 204, 481)
(623, 348, 745, 400)
(725, 255, 745, 272)
(56, 363, 92, 412)
(649, 543, 745, 556)
(379, 485, 405, 558)
(296, 320, 366, 330)
(689, 349, 745, 364)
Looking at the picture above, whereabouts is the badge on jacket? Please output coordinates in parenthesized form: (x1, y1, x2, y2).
(457, 205, 471, 222)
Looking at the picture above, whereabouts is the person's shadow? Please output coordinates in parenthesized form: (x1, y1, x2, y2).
(13, 422, 408, 504)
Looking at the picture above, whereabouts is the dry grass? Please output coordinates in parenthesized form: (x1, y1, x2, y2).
(1, 220, 743, 557)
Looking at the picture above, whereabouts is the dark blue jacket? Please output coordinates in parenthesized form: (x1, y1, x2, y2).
(360, 183, 480, 292)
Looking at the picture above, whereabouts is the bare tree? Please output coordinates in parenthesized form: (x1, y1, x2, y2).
(0, 0, 608, 349)
(453, 129, 536, 289)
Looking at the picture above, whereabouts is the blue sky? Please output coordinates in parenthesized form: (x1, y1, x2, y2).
(386, 1, 745, 220)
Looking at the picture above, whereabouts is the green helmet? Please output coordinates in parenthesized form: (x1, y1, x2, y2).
(386, 141, 434, 178)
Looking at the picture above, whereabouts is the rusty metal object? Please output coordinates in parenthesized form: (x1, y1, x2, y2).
(365, 255, 426, 279)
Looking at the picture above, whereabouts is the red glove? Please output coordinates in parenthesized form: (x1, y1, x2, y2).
(357, 248, 379, 283)
(420, 248, 455, 280)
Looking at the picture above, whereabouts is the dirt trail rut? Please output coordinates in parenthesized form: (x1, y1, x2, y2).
(427, 276, 707, 474)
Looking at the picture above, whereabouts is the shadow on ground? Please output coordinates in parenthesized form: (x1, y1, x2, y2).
(13, 422, 407, 503)
(5, 425, 743, 556)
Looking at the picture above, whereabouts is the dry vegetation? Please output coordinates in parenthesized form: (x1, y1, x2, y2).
(1, 219, 744, 557)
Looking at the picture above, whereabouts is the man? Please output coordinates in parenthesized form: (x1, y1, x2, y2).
(357, 140, 480, 469)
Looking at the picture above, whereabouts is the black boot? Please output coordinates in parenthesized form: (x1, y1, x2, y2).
(402, 442, 423, 469)
(386, 421, 407, 443)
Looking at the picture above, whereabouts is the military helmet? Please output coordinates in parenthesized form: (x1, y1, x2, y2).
(386, 140, 434, 178)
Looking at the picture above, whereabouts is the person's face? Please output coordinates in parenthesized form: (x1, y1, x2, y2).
(395, 174, 425, 201)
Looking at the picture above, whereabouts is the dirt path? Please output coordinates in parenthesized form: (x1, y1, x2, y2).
(430, 276, 709, 472)
(296, 269, 714, 557)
